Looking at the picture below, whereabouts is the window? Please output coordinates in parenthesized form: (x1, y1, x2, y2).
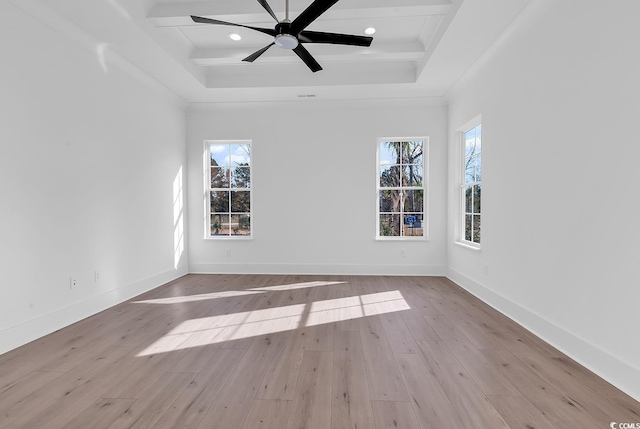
(377, 138, 427, 239)
(461, 123, 481, 245)
(206, 141, 252, 238)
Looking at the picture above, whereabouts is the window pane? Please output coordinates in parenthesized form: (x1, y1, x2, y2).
(379, 142, 400, 165)
(379, 190, 400, 213)
(464, 186, 472, 213)
(380, 165, 401, 187)
(211, 167, 230, 188)
(211, 191, 229, 213)
(231, 191, 250, 213)
(473, 184, 481, 214)
(473, 215, 481, 243)
(475, 154, 482, 181)
(231, 167, 251, 188)
(210, 144, 230, 166)
(465, 157, 475, 183)
(403, 189, 423, 212)
(230, 144, 250, 165)
(380, 214, 401, 237)
(403, 214, 424, 237)
(465, 214, 472, 241)
(211, 214, 230, 236)
(401, 141, 423, 165)
(231, 214, 251, 236)
(402, 165, 423, 187)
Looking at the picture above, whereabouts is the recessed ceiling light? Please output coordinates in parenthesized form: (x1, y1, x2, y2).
(228, 33, 242, 41)
(364, 27, 376, 35)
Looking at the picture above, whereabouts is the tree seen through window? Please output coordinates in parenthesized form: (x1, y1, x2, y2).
(378, 140, 426, 238)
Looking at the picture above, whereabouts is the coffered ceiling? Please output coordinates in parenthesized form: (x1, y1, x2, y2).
(16, 0, 533, 102)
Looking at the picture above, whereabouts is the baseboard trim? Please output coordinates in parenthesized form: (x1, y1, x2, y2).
(0, 265, 189, 356)
(447, 268, 640, 402)
(189, 262, 446, 276)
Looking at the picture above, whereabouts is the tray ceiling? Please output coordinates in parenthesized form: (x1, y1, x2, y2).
(13, 0, 533, 102)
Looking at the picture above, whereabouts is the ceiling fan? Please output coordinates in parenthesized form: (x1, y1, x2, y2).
(191, 0, 373, 72)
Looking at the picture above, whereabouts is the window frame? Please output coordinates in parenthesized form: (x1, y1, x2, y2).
(457, 118, 482, 248)
(375, 137, 429, 241)
(204, 140, 253, 240)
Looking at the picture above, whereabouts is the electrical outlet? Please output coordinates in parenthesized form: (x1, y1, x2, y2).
(400, 249, 406, 258)
(94, 271, 101, 283)
(70, 277, 78, 289)
(484, 264, 489, 275)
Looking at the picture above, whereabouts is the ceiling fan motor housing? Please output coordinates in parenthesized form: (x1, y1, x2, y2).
(274, 22, 299, 49)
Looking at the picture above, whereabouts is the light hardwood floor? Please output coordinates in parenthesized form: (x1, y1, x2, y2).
(0, 275, 638, 428)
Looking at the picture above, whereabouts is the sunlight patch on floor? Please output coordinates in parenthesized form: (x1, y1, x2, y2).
(306, 290, 410, 327)
(136, 290, 409, 356)
(133, 281, 345, 305)
(133, 290, 263, 305)
(249, 281, 346, 292)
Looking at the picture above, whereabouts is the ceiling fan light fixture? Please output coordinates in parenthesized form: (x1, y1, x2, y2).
(228, 32, 242, 41)
(274, 34, 299, 49)
(364, 27, 376, 35)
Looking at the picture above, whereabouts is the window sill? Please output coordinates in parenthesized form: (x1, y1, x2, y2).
(454, 241, 481, 252)
(204, 236, 254, 241)
(376, 237, 429, 242)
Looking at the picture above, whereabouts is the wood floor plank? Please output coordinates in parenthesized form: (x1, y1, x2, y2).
(297, 282, 336, 352)
(371, 401, 421, 429)
(395, 353, 465, 429)
(487, 395, 558, 429)
(153, 348, 245, 429)
(0, 345, 134, 429)
(167, 343, 221, 373)
(257, 330, 306, 400)
(257, 280, 340, 401)
(484, 348, 602, 429)
(287, 350, 333, 429)
(196, 334, 287, 429)
(415, 340, 510, 429)
(0, 370, 64, 411)
(432, 326, 521, 396)
(106, 371, 194, 429)
(358, 316, 409, 401)
(399, 309, 441, 342)
(99, 349, 184, 399)
(65, 398, 135, 429)
(549, 354, 640, 420)
(330, 281, 362, 332)
(333, 329, 362, 352)
(515, 347, 640, 425)
(379, 312, 419, 354)
(331, 331, 374, 429)
(241, 399, 291, 429)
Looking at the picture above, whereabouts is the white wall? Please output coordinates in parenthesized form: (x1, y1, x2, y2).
(0, 1, 188, 354)
(187, 100, 448, 275)
(447, 0, 640, 400)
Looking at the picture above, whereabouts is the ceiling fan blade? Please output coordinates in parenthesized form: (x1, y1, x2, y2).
(293, 44, 322, 72)
(299, 30, 372, 47)
(243, 43, 275, 62)
(290, 0, 340, 35)
(257, 0, 279, 22)
(191, 15, 276, 37)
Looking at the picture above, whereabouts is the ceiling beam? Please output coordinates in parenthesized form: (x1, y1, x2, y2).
(191, 42, 425, 66)
(148, 0, 451, 27)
